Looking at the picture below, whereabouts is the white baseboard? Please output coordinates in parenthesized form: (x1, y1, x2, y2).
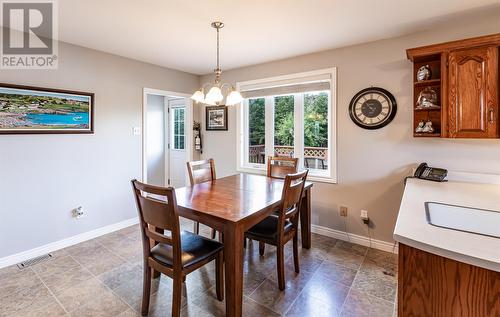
(0, 217, 139, 269)
(1, 218, 395, 269)
(311, 224, 398, 254)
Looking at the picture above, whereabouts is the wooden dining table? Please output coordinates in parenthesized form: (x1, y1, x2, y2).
(173, 173, 313, 317)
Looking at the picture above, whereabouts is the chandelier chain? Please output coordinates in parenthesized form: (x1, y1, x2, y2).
(213, 22, 222, 83)
(216, 26, 220, 71)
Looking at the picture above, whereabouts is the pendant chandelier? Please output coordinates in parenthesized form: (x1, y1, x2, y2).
(191, 21, 243, 106)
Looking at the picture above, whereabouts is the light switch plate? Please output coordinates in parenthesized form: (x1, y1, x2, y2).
(133, 127, 141, 135)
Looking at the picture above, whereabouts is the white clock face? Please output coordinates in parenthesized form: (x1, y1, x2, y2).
(349, 88, 396, 129)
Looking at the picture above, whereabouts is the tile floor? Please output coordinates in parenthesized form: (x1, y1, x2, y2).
(0, 220, 398, 317)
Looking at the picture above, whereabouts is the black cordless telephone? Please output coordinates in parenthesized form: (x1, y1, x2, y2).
(414, 163, 448, 182)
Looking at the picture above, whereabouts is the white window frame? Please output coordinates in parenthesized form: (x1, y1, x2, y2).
(236, 67, 338, 183)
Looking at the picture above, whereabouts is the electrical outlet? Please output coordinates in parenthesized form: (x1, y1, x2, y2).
(339, 206, 348, 217)
(73, 206, 84, 219)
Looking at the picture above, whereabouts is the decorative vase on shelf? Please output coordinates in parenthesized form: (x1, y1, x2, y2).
(417, 65, 432, 81)
(417, 87, 439, 108)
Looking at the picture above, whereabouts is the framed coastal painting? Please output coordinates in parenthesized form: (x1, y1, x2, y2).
(0, 83, 94, 134)
(205, 105, 228, 131)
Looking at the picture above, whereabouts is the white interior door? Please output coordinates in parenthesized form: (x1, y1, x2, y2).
(168, 99, 187, 188)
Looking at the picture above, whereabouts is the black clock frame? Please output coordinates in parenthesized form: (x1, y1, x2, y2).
(349, 87, 397, 130)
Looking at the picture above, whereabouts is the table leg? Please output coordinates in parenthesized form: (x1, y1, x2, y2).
(300, 188, 312, 249)
(224, 224, 244, 317)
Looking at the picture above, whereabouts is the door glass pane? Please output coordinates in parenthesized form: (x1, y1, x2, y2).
(178, 109, 185, 150)
(304, 92, 328, 171)
(179, 135, 184, 149)
(248, 98, 265, 164)
(172, 107, 185, 150)
(274, 95, 294, 157)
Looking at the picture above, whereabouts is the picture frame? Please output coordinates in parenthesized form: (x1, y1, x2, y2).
(205, 105, 228, 131)
(0, 83, 94, 134)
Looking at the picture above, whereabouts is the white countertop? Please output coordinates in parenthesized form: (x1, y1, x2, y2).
(394, 177, 500, 272)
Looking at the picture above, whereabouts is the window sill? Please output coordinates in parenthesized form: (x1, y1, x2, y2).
(237, 166, 266, 175)
(236, 166, 337, 184)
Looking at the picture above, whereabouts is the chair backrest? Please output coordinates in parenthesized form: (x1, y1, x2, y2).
(186, 159, 216, 185)
(267, 156, 299, 179)
(277, 170, 308, 237)
(131, 180, 182, 265)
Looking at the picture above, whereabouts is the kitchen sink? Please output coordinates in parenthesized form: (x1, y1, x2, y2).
(425, 202, 500, 238)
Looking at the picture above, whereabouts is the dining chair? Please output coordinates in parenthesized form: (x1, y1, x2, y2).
(267, 156, 299, 179)
(244, 170, 309, 290)
(253, 156, 300, 251)
(186, 158, 217, 239)
(131, 180, 224, 317)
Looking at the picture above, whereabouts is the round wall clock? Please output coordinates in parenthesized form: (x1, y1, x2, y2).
(349, 87, 397, 130)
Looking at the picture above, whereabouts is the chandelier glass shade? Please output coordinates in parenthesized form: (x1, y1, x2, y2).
(191, 21, 243, 106)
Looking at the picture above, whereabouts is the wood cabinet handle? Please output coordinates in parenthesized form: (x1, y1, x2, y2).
(489, 108, 495, 123)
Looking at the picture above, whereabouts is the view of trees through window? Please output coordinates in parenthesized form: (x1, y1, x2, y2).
(247, 91, 329, 170)
(274, 95, 294, 147)
(248, 98, 265, 163)
(304, 92, 328, 148)
(304, 92, 328, 170)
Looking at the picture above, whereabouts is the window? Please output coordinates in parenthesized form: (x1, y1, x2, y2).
(172, 107, 185, 150)
(304, 92, 329, 172)
(248, 98, 265, 163)
(237, 68, 337, 182)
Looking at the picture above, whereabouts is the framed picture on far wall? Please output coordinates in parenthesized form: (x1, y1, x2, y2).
(206, 105, 228, 131)
(0, 83, 94, 134)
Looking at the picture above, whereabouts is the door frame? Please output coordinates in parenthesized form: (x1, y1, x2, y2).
(142, 87, 193, 184)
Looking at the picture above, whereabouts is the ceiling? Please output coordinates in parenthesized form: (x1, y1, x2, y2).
(34, 1, 500, 74)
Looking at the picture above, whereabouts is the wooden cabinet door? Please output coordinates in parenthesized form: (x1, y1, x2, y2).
(398, 244, 500, 317)
(448, 46, 499, 138)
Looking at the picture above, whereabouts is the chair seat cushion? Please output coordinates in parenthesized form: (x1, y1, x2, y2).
(150, 231, 223, 268)
(246, 215, 293, 241)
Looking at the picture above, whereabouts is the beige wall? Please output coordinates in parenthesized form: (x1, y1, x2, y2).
(199, 8, 500, 243)
(0, 38, 199, 258)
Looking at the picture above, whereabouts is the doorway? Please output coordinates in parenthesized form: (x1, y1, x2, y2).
(143, 88, 193, 188)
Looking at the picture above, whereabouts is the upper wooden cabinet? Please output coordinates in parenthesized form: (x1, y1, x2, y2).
(407, 34, 500, 139)
(448, 46, 498, 138)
